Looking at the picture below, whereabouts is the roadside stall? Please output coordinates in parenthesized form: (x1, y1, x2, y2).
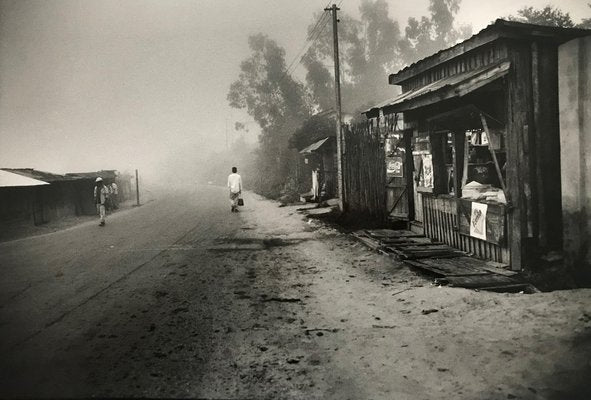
(365, 20, 591, 270)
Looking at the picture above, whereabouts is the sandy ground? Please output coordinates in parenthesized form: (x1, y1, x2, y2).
(0, 185, 590, 399)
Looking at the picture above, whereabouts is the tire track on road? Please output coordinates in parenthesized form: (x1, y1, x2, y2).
(11, 218, 217, 349)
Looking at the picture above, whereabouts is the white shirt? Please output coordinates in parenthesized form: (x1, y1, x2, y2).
(227, 173, 242, 193)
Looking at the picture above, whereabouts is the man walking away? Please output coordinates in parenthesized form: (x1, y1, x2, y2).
(227, 167, 242, 213)
(94, 177, 108, 226)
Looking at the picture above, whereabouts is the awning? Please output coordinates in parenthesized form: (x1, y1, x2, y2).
(299, 137, 333, 155)
(366, 60, 511, 114)
(0, 170, 50, 187)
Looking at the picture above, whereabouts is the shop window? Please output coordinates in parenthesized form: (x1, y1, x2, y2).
(461, 127, 507, 204)
(412, 135, 434, 190)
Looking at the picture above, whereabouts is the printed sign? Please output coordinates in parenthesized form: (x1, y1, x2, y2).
(470, 201, 488, 240)
(422, 154, 433, 188)
(386, 156, 403, 178)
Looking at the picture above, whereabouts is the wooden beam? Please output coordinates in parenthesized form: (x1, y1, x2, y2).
(453, 131, 465, 198)
(480, 113, 508, 195)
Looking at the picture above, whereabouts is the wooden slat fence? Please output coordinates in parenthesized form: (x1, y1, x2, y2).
(422, 194, 509, 263)
(343, 122, 386, 221)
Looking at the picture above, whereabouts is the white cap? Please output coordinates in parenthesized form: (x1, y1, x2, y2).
(95, 177, 103, 182)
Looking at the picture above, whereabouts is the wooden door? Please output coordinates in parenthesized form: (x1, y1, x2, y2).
(385, 130, 414, 221)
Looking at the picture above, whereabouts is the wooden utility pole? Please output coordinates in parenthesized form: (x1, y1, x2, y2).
(135, 169, 140, 206)
(326, 3, 345, 212)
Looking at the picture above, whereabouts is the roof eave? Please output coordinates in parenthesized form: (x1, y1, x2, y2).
(388, 19, 591, 86)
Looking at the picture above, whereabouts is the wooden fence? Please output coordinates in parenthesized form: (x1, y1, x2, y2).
(343, 122, 386, 221)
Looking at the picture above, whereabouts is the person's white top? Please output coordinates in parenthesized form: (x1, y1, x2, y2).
(111, 182, 118, 195)
(227, 173, 242, 193)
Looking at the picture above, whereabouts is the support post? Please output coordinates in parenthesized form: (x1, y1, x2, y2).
(326, 4, 344, 212)
(135, 169, 140, 206)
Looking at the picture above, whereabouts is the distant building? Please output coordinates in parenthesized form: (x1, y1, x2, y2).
(0, 168, 94, 225)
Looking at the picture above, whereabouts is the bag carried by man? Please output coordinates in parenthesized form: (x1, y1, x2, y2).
(237, 198, 244, 206)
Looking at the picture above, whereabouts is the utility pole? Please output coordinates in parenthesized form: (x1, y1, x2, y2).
(135, 169, 140, 206)
(326, 4, 345, 212)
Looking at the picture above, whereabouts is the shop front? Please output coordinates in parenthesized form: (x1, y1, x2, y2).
(365, 20, 591, 271)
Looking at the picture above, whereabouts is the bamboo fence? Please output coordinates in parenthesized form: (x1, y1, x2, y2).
(343, 121, 386, 221)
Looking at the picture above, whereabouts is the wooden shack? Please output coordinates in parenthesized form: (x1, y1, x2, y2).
(364, 20, 591, 271)
(299, 136, 337, 200)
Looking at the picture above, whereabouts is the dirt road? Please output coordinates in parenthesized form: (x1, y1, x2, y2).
(1, 185, 590, 399)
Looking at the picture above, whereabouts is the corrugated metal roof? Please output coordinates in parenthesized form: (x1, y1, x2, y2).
(389, 19, 591, 85)
(1, 168, 76, 183)
(299, 137, 332, 154)
(365, 60, 510, 114)
(0, 169, 49, 187)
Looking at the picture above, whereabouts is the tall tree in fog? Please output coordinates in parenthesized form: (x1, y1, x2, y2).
(398, 0, 472, 65)
(507, 4, 591, 28)
(303, 0, 402, 113)
(227, 34, 312, 197)
(302, 0, 471, 114)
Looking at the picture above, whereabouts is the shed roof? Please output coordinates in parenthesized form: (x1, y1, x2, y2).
(366, 60, 510, 115)
(1, 168, 77, 183)
(299, 137, 333, 154)
(66, 170, 118, 180)
(389, 19, 591, 86)
(0, 169, 50, 187)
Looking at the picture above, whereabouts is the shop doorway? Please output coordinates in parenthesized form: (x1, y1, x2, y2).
(385, 130, 415, 224)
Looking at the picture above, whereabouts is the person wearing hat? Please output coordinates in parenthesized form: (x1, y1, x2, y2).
(94, 177, 108, 226)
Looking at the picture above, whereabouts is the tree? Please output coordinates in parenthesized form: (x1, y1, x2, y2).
(578, 4, 591, 28)
(507, 4, 591, 28)
(302, 0, 471, 115)
(227, 34, 312, 198)
(303, 0, 403, 114)
(507, 5, 575, 27)
(289, 113, 335, 151)
(399, 0, 472, 65)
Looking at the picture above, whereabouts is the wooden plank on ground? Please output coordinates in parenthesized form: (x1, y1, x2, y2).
(393, 241, 445, 247)
(366, 229, 423, 239)
(396, 244, 456, 252)
(403, 260, 448, 277)
(419, 258, 491, 276)
(381, 237, 433, 244)
(439, 274, 518, 288)
(479, 283, 529, 293)
(402, 251, 464, 260)
(352, 233, 381, 250)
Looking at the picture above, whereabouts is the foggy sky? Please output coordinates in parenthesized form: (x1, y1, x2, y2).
(0, 0, 588, 182)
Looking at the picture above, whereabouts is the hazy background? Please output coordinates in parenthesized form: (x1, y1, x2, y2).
(0, 0, 589, 184)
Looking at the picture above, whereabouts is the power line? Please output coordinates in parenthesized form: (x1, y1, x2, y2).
(282, 11, 330, 76)
(279, 0, 345, 85)
(276, 2, 333, 88)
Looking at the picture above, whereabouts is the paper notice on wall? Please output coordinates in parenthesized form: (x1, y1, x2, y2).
(469, 201, 487, 240)
(422, 154, 433, 188)
(387, 156, 403, 177)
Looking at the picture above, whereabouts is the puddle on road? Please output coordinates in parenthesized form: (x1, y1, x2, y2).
(207, 237, 308, 252)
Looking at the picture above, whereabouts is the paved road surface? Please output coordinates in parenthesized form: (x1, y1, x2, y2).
(0, 185, 250, 397)
(1, 185, 590, 399)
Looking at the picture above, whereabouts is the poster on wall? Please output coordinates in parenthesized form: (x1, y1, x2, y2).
(421, 154, 433, 188)
(470, 201, 488, 240)
(386, 156, 403, 178)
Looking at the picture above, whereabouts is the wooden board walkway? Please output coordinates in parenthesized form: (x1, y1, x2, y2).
(353, 229, 534, 293)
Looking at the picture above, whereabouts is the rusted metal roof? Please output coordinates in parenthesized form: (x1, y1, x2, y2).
(0, 168, 79, 183)
(366, 60, 510, 114)
(0, 169, 49, 187)
(66, 170, 118, 180)
(299, 137, 333, 154)
(389, 19, 591, 86)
